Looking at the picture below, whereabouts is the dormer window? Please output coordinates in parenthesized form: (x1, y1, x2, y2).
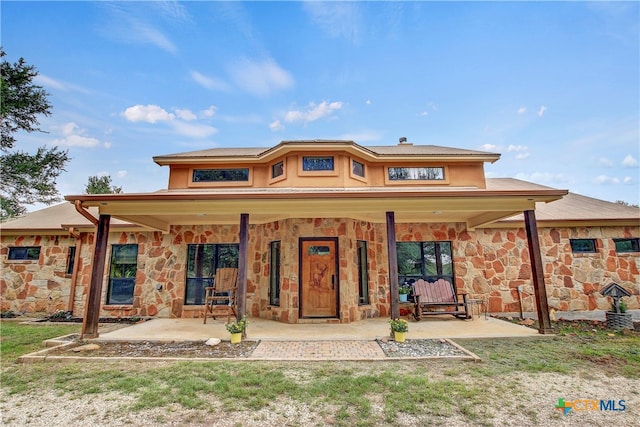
(388, 167, 445, 181)
(272, 161, 284, 178)
(193, 168, 249, 182)
(352, 160, 365, 178)
(303, 156, 334, 171)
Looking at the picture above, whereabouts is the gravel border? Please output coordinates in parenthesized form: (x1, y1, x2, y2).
(376, 338, 476, 358)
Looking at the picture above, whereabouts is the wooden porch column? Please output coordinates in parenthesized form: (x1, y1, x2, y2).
(236, 213, 249, 320)
(82, 214, 110, 338)
(386, 211, 400, 320)
(524, 210, 553, 334)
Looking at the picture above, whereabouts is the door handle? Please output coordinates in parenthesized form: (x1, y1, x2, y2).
(331, 275, 335, 290)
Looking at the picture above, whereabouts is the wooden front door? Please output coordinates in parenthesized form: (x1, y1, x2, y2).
(300, 238, 339, 318)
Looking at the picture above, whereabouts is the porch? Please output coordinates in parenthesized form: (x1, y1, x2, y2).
(94, 315, 539, 342)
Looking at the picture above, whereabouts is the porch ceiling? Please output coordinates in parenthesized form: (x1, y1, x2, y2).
(67, 188, 566, 233)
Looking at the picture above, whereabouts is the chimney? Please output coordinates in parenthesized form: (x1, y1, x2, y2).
(398, 137, 412, 146)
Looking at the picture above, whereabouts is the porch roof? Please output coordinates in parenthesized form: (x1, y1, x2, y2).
(62, 178, 566, 233)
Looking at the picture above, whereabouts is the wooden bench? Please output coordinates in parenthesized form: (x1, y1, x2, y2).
(412, 278, 470, 320)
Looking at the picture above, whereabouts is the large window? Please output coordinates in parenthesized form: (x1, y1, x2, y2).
(614, 238, 639, 253)
(8, 246, 40, 261)
(269, 241, 281, 306)
(185, 244, 239, 305)
(302, 156, 334, 171)
(396, 241, 453, 285)
(570, 239, 597, 253)
(357, 240, 369, 305)
(388, 167, 444, 181)
(193, 168, 249, 182)
(107, 244, 138, 305)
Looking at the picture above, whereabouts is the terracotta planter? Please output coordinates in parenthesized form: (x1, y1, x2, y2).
(230, 332, 242, 344)
(394, 331, 406, 343)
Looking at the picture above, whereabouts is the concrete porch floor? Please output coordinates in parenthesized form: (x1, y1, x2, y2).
(94, 315, 540, 342)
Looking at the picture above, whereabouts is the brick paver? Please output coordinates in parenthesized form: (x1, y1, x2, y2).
(250, 340, 385, 360)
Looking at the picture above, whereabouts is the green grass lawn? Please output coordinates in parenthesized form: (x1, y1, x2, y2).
(1, 321, 637, 426)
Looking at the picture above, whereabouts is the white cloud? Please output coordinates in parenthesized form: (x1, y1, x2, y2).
(201, 106, 217, 118)
(303, 2, 362, 44)
(190, 71, 230, 91)
(117, 170, 128, 178)
(365, 99, 371, 105)
(506, 144, 528, 152)
(175, 109, 197, 121)
(269, 120, 284, 131)
(53, 122, 100, 147)
(593, 175, 621, 185)
(515, 153, 530, 160)
(517, 107, 527, 114)
(122, 104, 175, 123)
(122, 103, 218, 138)
(419, 111, 429, 117)
(35, 74, 66, 90)
(515, 172, 573, 185)
(597, 157, 614, 167)
(537, 105, 547, 117)
(284, 101, 343, 123)
(157, 1, 191, 22)
(170, 121, 217, 138)
(229, 58, 294, 96)
(623, 176, 634, 184)
(479, 144, 500, 152)
(621, 154, 638, 167)
(100, 4, 177, 54)
(34, 74, 92, 94)
(104, 141, 112, 149)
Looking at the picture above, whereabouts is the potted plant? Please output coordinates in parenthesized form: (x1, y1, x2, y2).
(225, 316, 248, 344)
(398, 284, 411, 303)
(389, 318, 409, 342)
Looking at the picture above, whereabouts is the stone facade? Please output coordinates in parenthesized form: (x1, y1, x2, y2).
(2, 221, 638, 321)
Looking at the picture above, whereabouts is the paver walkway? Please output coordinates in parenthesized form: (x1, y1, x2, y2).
(251, 340, 385, 360)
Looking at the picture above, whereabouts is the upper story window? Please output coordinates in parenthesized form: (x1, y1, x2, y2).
(388, 167, 445, 181)
(614, 238, 639, 253)
(8, 246, 40, 261)
(352, 160, 365, 178)
(193, 168, 249, 182)
(272, 161, 284, 178)
(570, 239, 597, 253)
(303, 156, 334, 171)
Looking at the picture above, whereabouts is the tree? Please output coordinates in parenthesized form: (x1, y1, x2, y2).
(85, 175, 123, 194)
(0, 48, 69, 219)
(615, 200, 639, 208)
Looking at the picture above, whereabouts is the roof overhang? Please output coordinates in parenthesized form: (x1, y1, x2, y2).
(153, 140, 501, 166)
(65, 187, 567, 233)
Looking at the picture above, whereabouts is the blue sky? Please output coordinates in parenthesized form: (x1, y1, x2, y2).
(3, 1, 639, 207)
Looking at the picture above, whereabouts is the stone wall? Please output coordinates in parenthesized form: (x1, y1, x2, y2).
(2, 221, 638, 320)
(1, 235, 77, 314)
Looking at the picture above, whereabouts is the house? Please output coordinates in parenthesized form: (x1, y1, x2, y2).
(1, 140, 638, 337)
